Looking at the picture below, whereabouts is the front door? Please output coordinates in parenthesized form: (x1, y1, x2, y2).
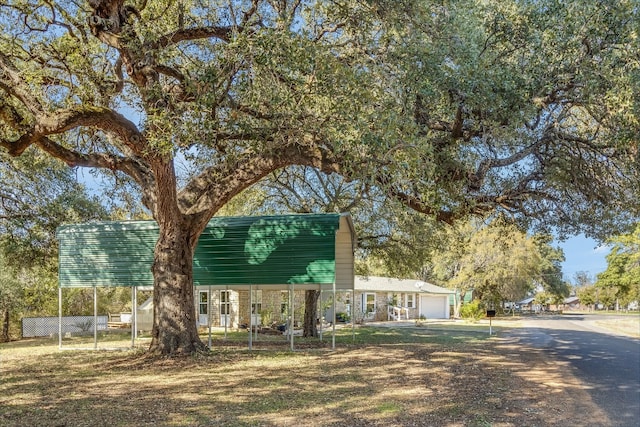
(220, 290, 231, 327)
(198, 290, 209, 326)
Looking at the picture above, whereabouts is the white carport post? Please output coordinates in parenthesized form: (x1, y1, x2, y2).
(318, 287, 323, 341)
(289, 284, 294, 351)
(331, 281, 336, 350)
(248, 284, 253, 350)
(131, 287, 135, 348)
(132, 286, 139, 347)
(254, 287, 259, 343)
(351, 290, 355, 343)
(207, 285, 212, 348)
(133, 286, 138, 341)
(223, 286, 229, 340)
(93, 285, 98, 350)
(58, 287, 62, 349)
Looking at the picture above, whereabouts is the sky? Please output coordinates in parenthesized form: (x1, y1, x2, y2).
(557, 234, 610, 283)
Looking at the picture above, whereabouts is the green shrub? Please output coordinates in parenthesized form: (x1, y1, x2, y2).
(460, 300, 484, 322)
(335, 312, 350, 323)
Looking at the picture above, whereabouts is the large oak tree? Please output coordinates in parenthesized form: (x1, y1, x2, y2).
(1, 0, 638, 355)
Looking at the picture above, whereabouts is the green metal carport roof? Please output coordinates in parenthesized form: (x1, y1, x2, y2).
(56, 213, 356, 291)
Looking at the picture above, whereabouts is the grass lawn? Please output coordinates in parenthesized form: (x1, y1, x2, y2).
(0, 324, 611, 427)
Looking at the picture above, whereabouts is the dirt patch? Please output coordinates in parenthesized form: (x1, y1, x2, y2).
(0, 329, 610, 427)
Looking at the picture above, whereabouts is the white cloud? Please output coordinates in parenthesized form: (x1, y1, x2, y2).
(593, 245, 611, 254)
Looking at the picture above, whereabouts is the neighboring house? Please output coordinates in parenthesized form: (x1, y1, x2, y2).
(518, 297, 536, 312)
(326, 276, 456, 321)
(516, 297, 542, 313)
(563, 296, 581, 311)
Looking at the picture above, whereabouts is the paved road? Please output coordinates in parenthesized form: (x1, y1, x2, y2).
(506, 314, 640, 427)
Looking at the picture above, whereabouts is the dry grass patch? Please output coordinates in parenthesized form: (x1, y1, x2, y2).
(594, 317, 640, 337)
(1, 326, 610, 427)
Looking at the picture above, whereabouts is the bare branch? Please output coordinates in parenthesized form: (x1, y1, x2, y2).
(1, 105, 146, 161)
(36, 107, 143, 149)
(178, 140, 342, 228)
(1, 132, 35, 157)
(469, 141, 544, 191)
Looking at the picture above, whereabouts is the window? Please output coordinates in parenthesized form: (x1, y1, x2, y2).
(251, 290, 263, 314)
(281, 291, 289, 315)
(406, 293, 415, 309)
(364, 293, 376, 314)
(199, 291, 208, 315)
(220, 290, 230, 315)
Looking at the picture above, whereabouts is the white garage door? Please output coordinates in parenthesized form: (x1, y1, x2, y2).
(420, 295, 448, 319)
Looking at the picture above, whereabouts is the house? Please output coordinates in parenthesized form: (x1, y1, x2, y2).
(517, 297, 536, 312)
(563, 296, 581, 311)
(325, 276, 456, 321)
(130, 275, 456, 331)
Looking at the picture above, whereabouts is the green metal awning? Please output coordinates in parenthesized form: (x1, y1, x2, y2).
(57, 213, 355, 290)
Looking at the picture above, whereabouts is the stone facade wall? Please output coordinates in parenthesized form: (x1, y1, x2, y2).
(326, 291, 419, 322)
(237, 289, 307, 327)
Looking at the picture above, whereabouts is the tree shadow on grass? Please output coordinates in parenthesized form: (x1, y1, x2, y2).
(0, 326, 620, 427)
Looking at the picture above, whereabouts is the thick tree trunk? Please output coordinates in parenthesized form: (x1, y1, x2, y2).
(303, 290, 319, 338)
(1, 309, 9, 342)
(148, 223, 206, 355)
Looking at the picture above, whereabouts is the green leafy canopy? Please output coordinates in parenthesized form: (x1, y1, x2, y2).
(0, 0, 637, 237)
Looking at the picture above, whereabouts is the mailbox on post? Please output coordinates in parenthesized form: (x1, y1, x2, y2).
(486, 310, 496, 335)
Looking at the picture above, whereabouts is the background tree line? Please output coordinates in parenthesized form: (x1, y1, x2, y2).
(574, 225, 640, 311)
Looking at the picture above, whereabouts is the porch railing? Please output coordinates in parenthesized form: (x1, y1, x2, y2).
(387, 306, 409, 321)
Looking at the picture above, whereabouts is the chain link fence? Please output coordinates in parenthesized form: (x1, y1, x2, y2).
(22, 316, 108, 338)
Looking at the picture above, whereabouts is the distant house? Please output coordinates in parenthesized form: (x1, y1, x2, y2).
(518, 297, 536, 312)
(563, 296, 581, 310)
(326, 276, 456, 321)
